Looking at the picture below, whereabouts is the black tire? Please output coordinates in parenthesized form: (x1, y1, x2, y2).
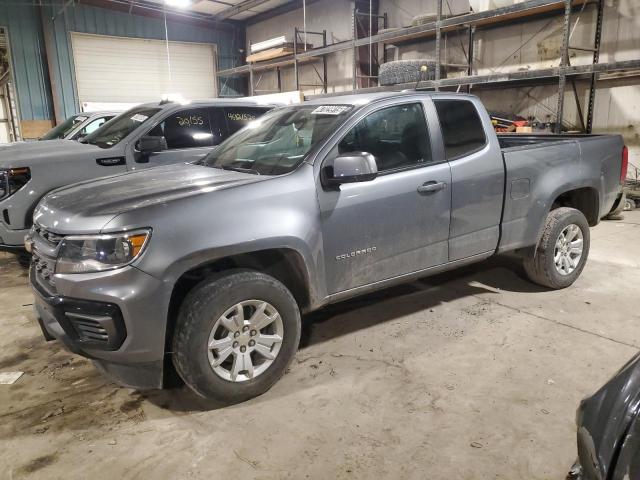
(172, 270, 301, 403)
(523, 207, 590, 289)
(624, 197, 636, 211)
(17, 252, 31, 268)
(604, 192, 626, 220)
(411, 13, 437, 26)
(379, 59, 442, 86)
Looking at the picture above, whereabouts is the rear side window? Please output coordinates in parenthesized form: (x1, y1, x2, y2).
(224, 107, 266, 135)
(434, 99, 486, 159)
(152, 108, 214, 149)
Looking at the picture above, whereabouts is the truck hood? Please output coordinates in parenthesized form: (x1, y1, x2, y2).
(34, 163, 268, 234)
(0, 139, 101, 168)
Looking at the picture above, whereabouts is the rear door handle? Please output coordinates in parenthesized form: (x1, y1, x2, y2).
(417, 181, 447, 194)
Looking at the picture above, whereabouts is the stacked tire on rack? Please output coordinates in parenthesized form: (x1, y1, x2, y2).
(378, 60, 443, 86)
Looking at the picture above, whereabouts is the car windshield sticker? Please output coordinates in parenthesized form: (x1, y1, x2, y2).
(311, 105, 350, 115)
(75, 116, 89, 123)
(131, 114, 149, 123)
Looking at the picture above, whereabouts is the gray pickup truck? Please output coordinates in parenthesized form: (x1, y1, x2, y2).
(0, 99, 273, 254)
(38, 111, 119, 142)
(27, 91, 627, 403)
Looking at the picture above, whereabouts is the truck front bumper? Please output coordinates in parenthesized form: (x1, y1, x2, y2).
(31, 264, 172, 389)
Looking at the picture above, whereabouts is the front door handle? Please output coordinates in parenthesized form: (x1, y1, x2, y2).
(417, 181, 447, 194)
(96, 157, 126, 167)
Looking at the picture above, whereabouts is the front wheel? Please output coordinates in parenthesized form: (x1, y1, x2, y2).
(172, 270, 301, 403)
(523, 207, 590, 289)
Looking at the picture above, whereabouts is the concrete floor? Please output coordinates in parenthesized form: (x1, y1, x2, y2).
(1, 211, 639, 480)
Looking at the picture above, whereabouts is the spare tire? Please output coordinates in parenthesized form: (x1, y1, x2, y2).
(412, 13, 438, 26)
(379, 59, 443, 86)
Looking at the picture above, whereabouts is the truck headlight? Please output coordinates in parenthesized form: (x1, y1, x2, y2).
(0, 167, 31, 201)
(55, 229, 151, 274)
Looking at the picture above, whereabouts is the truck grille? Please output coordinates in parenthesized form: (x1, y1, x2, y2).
(30, 225, 64, 296)
(33, 225, 64, 246)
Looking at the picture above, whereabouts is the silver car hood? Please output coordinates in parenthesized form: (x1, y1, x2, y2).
(0, 139, 102, 168)
(34, 163, 267, 234)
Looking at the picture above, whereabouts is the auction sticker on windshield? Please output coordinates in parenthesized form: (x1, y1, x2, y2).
(131, 114, 149, 123)
(311, 105, 350, 115)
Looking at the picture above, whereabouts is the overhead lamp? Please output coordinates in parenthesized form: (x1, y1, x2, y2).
(165, 0, 191, 8)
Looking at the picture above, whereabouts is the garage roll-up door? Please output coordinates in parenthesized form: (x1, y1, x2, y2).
(70, 33, 217, 105)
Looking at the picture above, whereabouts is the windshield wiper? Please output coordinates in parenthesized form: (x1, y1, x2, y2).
(220, 165, 261, 175)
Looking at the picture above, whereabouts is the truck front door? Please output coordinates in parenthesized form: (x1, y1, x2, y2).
(130, 107, 221, 169)
(318, 100, 452, 294)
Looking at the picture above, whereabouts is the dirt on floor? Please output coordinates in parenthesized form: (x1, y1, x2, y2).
(1, 211, 639, 480)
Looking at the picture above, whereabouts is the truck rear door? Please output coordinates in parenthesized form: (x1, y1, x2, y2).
(433, 97, 505, 261)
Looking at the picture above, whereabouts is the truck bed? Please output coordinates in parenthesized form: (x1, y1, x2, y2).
(497, 133, 624, 254)
(497, 133, 604, 149)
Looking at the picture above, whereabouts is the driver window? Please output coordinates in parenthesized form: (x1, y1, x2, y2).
(78, 116, 111, 136)
(148, 108, 214, 150)
(338, 103, 432, 172)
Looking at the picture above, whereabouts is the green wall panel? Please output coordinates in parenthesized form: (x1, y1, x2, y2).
(0, 0, 244, 122)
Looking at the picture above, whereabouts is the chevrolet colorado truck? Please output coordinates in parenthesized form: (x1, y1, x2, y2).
(0, 99, 274, 255)
(27, 91, 628, 403)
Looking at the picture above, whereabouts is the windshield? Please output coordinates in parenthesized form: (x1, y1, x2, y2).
(83, 107, 160, 148)
(201, 104, 354, 175)
(40, 114, 86, 140)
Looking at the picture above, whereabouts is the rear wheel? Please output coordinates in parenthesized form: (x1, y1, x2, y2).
(523, 207, 590, 289)
(172, 270, 301, 403)
(624, 197, 636, 211)
(605, 192, 626, 220)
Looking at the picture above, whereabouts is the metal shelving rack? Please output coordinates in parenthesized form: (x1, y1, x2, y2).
(225, 27, 329, 96)
(217, 0, 640, 133)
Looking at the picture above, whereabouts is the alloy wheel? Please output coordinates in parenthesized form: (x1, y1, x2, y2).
(554, 224, 584, 276)
(207, 300, 284, 382)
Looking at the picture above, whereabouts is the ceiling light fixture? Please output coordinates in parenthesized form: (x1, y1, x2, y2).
(165, 0, 191, 9)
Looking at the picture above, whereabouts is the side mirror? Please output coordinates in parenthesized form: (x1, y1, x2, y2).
(137, 136, 167, 154)
(325, 152, 378, 186)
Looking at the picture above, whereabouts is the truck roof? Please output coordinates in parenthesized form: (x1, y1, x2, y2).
(137, 97, 282, 110)
(303, 90, 476, 106)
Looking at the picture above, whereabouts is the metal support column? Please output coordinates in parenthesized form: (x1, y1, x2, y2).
(467, 25, 475, 93)
(293, 27, 300, 91)
(554, 0, 571, 133)
(41, 6, 64, 123)
(435, 0, 443, 90)
(322, 29, 328, 93)
(248, 65, 254, 96)
(586, 0, 604, 133)
(352, 8, 358, 90)
(382, 12, 389, 64)
(276, 67, 282, 93)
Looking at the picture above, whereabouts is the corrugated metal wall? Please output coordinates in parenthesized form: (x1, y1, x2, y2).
(0, 2, 53, 121)
(0, 0, 244, 123)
